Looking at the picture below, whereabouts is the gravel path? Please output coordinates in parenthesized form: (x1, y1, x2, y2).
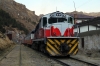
(21, 45, 52, 66)
(0, 44, 61, 66)
(0, 45, 20, 66)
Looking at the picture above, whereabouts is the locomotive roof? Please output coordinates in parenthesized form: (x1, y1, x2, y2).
(42, 11, 73, 18)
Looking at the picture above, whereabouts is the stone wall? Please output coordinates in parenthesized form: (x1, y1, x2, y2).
(78, 30, 100, 57)
(79, 34, 100, 50)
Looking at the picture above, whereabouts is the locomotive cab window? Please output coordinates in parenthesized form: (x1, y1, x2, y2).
(43, 17, 47, 27)
(68, 17, 73, 24)
(58, 18, 67, 22)
(48, 18, 67, 24)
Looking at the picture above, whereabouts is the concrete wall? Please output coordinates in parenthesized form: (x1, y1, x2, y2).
(78, 30, 100, 57)
(79, 34, 100, 50)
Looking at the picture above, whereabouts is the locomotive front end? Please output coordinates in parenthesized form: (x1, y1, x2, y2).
(43, 11, 79, 56)
(46, 37, 79, 56)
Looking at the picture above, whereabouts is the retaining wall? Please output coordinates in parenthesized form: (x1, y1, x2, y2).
(78, 30, 100, 57)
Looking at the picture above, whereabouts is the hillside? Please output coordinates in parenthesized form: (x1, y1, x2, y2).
(0, 0, 100, 33)
(84, 12, 100, 17)
(0, 9, 29, 34)
(0, 0, 39, 32)
(66, 11, 100, 17)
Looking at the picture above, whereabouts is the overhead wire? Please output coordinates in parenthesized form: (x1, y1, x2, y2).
(77, 0, 93, 8)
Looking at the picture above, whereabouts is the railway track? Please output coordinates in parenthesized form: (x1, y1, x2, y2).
(49, 56, 98, 66)
(69, 57, 98, 66)
(50, 57, 70, 66)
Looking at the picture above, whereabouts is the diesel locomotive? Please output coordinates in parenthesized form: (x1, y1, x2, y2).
(23, 11, 79, 56)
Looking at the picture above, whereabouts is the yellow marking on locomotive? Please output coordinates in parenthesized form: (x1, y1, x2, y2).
(67, 39, 71, 44)
(47, 47, 55, 55)
(60, 40, 65, 43)
(54, 39, 60, 45)
(48, 39, 55, 44)
(68, 42, 78, 54)
(47, 42, 60, 55)
(71, 39, 77, 44)
(54, 44, 59, 50)
(68, 39, 78, 47)
(69, 44, 72, 47)
(73, 49, 78, 55)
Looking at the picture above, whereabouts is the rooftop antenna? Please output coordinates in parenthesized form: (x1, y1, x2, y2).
(73, 1, 77, 24)
(73, 1, 76, 11)
(56, 7, 57, 11)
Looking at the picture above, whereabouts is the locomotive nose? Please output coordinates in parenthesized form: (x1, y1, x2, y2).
(60, 43, 70, 53)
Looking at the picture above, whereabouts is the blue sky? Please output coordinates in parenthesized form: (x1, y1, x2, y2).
(14, 0, 100, 15)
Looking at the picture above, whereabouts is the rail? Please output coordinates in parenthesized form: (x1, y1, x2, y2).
(70, 57, 98, 66)
(50, 57, 70, 66)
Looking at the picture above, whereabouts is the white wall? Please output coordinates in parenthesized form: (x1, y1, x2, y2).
(74, 25, 97, 33)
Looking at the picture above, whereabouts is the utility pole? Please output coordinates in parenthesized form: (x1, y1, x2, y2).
(73, 1, 77, 24)
(73, 1, 76, 11)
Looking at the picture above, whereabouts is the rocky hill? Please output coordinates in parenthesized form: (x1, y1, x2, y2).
(66, 11, 100, 17)
(0, 0, 39, 32)
(84, 12, 100, 17)
(0, 0, 100, 33)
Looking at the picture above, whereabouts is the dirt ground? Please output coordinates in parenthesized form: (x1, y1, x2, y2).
(0, 45, 20, 66)
(0, 44, 15, 60)
(71, 51, 100, 66)
(0, 44, 100, 66)
(0, 44, 60, 66)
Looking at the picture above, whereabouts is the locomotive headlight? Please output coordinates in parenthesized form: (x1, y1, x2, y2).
(56, 14, 58, 16)
(56, 13, 61, 16)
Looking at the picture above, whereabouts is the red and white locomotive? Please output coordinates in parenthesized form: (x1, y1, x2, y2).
(23, 11, 79, 56)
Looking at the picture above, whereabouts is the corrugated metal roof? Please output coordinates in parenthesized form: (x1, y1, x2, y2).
(74, 17, 100, 28)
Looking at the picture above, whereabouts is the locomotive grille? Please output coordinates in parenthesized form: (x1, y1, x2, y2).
(46, 37, 79, 56)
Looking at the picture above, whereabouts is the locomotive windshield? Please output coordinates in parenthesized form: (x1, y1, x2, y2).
(48, 18, 67, 24)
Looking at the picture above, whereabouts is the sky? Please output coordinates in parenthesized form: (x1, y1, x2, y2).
(14, 0, 100, 15)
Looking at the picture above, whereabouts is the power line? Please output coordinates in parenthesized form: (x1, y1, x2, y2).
(77, 0, 92, 8)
